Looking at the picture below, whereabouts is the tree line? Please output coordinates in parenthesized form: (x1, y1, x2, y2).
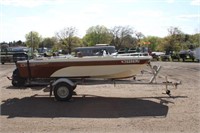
(1, 25, 200, 54)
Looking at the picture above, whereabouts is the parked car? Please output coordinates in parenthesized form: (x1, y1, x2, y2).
(13, 53, 28, 63)
(0, 46, 29, 64)
(151, 52, 165, 61)
(171, 52, 180, 61)
(179, 50, 195, 62)
(160, 54, 171, 61)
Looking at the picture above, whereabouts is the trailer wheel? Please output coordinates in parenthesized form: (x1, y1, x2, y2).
(12, 68, 26, 87)
(54, 82, 73, 101)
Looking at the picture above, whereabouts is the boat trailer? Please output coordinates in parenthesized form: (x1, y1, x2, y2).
(8, 64, 181, 101)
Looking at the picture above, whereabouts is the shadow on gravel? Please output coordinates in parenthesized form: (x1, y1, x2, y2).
(0, 94, 181, 119)
(6, 85, 48, 90)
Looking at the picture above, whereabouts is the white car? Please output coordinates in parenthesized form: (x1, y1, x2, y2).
(194, 47, 200, 62)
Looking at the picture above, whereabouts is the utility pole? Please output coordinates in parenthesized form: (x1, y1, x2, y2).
(31, 31, 33, 58)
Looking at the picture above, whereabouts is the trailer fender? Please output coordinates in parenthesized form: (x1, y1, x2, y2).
(52, 78, 75, 88)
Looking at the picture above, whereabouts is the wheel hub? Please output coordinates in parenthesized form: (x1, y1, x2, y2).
(57, 86, 69, 98)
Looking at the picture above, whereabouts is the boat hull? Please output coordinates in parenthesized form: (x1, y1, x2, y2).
(16, 56, 151, 79)
(51, 64, 146, 79)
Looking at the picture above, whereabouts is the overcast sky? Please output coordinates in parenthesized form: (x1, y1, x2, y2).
(0, 0, 199, 42)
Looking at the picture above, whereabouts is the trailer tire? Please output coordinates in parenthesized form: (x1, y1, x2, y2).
(12, 68, 26, 87)
(54, 82, 73, 101)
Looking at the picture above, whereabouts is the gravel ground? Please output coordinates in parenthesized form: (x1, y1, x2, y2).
(0, 62, 200, 133)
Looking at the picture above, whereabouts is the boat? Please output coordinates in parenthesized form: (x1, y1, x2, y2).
(11, 47, 152, 101)
(14, 55, 152, 80)
(117, 52, 150, 57)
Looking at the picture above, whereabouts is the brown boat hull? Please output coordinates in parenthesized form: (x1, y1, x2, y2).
(16, 56, 151, 79)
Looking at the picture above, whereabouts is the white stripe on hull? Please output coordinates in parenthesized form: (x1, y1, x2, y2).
(50, 64, 147, 79)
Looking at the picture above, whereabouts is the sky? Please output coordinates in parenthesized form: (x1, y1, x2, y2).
(0, 0, 200, 42)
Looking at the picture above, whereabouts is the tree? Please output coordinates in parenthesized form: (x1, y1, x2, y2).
(141, 36, 161, 51)
(110, 26, 135, 49)
(121, 35, 137, 48)
(135, 32, 145, 46)
(16, 40, 23, 46)
(71, 36, 82, 47)
(160, 27, 184, 52)
(189, 33, 200, 48)
(168, 27, 182, 35)
(56, 27, 77, 54)
(83, 25, 112, 46)
(25, 31, 42, 51)
(40, 37, 58, 49)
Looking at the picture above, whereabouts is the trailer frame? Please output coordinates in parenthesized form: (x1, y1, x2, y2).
(47, 64, 181, 101)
